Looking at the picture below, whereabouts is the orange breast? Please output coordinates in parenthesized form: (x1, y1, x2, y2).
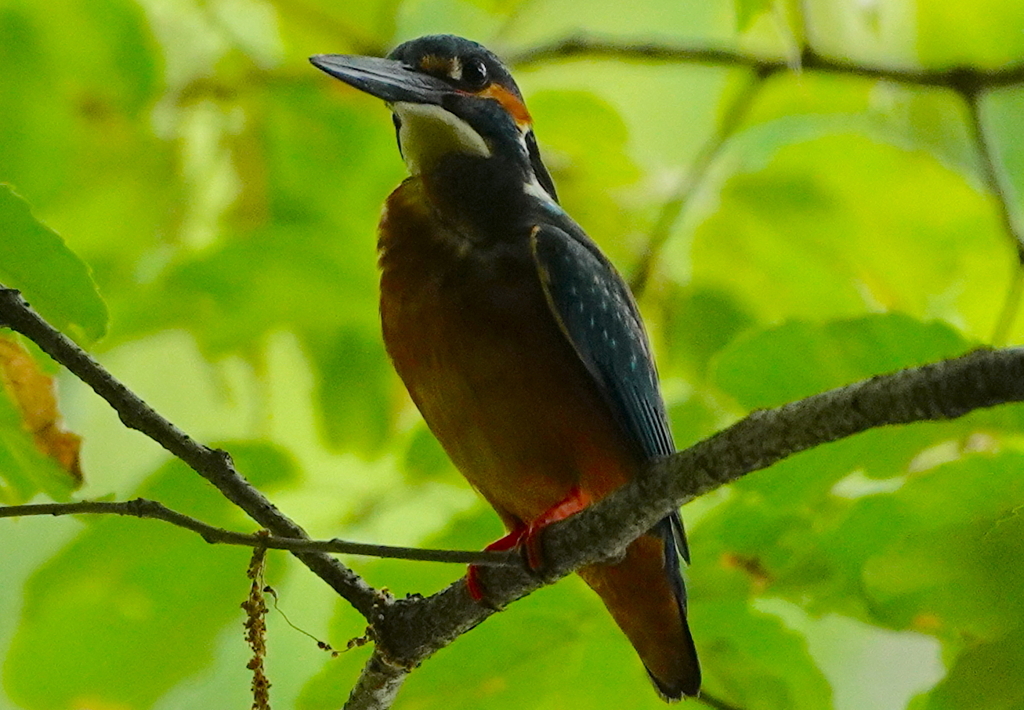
(378, 179, 640, 527)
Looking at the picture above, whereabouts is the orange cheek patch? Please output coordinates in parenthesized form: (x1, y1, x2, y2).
(479, 84, 532, 128)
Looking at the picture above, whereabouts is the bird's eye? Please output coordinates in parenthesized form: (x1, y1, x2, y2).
(461, 58, 489, 89)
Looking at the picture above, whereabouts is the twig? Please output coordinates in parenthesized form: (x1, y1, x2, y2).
(961, 92, 1024, 345)
(509, 36, 1024, 91)
(630, 67, 770, 295)
(0, 499, 519, 566)
(0, 286, 382, 618)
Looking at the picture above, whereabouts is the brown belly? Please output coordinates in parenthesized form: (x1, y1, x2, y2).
(379, 183, 638, 527)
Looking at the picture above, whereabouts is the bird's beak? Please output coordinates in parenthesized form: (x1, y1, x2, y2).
(309, 54, 453, 106)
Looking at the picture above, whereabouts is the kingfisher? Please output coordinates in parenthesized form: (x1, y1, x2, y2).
(310, 35, 700, 700)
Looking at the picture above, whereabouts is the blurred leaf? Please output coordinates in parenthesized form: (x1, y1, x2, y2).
(857, 454, 1024, 637)
(663, 285, 756, 380)
(3, 440, 297, 710)
(983, 86, 1024, 252)
(307, 326, 391, 454)
(735, 0, 773, 31)
(0, 336, 82, 492)
(508, 0, 732, 48)
(402, 422, 460, 484)
(915, 0, 1024, 68)
(278, 0, 400, 56)
(0, 186, 107, 342)
(0, 367, 79, 505)
(696, 601, 833, 709)
(526, 90, 642, 267)
(668, 393, 721, 450)
(915, 630, 1024, 710)
(714, 313, 969, 409)
(678, 130, 1006, 342)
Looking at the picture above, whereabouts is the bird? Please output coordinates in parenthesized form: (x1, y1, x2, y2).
(310, 34, 700, 700)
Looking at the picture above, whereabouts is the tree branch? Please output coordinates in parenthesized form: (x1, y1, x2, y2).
(361, 346, 1024, 678)
(0, 498, 518, 566)
(0, 286, 382, 618)
(343, 651, 409, 710)
(509, 36, 1024, 91)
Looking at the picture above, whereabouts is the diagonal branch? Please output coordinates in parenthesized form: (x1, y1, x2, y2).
(960, 90, 1024, 345)
(0, 498, 517, 566)
(348, 346, 1024, 707)
(0, 286, 381, 618)
(629, 66, 770, 295)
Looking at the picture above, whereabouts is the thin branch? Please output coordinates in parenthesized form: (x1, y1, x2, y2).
(0, 286, 381, 618)
(630, 66, 770, 295)
(961, 92, 1024, 344)
(0, 499, 518, 566)
(509, 36, 1024, 91)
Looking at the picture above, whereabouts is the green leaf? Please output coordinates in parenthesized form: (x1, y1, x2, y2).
(916, 0, 1024, 67)
(982, 87, 1024, 262)
(714, 313, 970, 410)
(3, 441, 297, 710)
(307, 326, 392, 454)
(676, 130, 1007, 343)
(0, 186, 107, 342)
(402, 422, 461, 484)
(916, 631, 1024, 710)
(857, 453, 1024, 637)
(695, 601, 833, 709)
(735, 0, 774, 31)
(662, 285, 756, 380)
(526, 90, 643, 268)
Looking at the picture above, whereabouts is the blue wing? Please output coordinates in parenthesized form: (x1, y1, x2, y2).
(530, 221, 673, 459)
(530, 219, 689, 563)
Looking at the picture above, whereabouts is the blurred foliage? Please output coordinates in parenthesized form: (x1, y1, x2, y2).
(1, 0, 1023, 709)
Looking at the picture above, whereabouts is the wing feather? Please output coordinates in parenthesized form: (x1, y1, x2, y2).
(530, 222, 690, 565)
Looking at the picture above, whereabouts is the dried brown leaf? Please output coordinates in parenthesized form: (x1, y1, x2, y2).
(0, 335, 82, 483)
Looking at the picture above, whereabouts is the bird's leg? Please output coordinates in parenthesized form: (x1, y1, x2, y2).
(466, 486, 593, 602)
(466, 522, 529, 602)
(521, 485, 593, 571)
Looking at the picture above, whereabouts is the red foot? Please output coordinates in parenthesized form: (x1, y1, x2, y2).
(465, 487, 594, 602)
(521, 485, 593, 570)
(466, 524, 528, 602)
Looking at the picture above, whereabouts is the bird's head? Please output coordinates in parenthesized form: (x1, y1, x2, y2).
(310, 35, 558, 202)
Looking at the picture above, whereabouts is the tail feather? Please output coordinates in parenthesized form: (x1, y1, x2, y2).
(577, 514, 700, 700)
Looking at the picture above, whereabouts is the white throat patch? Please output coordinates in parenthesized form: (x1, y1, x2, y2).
(392, 101, 491, 175)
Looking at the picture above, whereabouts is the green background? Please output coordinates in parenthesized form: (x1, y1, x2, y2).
(2, 0, 1024, 708)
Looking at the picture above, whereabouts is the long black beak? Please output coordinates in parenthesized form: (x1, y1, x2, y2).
(309, 55, 454, 105)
